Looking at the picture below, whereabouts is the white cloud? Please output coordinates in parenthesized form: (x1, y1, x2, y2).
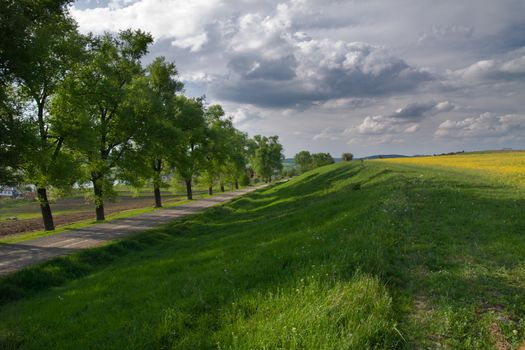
(172, 33, 208, 52)
(71, 0, 223, 43)
(348, 101, 454, 136)
(180, 71, 215, 83)
(231, 106, 263, 126)
(435, 113, 525, 139)
(449, 54, 525, 83)
(313, 127, 341, 141)
(417, 24, 474, 44)
(347, 134, 403, 146)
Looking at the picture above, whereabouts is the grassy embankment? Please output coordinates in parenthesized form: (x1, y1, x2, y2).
(0, 151, 524, 349)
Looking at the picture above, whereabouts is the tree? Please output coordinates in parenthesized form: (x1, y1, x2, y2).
(129, 57, 183, 207)
(225, 128, 249, 190)
(0, 0, 59, 185)
(0, 0, 72, 80)
(54, 30, 154, 221)
(0, 86, 35, 186)
(205, 108, 249, 192)
(294, 150, 312, 173)
(201, 104, 228, 195)
(311, 152, 334, 168)
(6, 9, 84, 230)
(249, 135, 284, 182)
(342, 152, 354, 161)
(170, 96, 207, 200)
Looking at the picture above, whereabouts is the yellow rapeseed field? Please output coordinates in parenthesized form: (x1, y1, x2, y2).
(380, 151, 525, 187)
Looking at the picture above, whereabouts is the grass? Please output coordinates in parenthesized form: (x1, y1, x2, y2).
(0, 157, 524, 349)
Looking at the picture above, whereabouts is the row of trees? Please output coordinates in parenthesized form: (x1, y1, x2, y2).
(0, 1, 284, 230)
(294, 151, 335, 173)
(292, 151, 355, 174)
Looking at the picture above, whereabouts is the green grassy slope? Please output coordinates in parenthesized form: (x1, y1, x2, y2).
(0, 161, 524, 349)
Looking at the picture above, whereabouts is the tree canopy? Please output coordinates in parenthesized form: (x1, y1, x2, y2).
(1, 8, 286, 230)
(293, 151, 335, 174)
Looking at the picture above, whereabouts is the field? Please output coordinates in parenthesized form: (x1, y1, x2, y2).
(0, 184, 218, 239)
(381, 150, 525, 188)
(0, 152, 524, 349)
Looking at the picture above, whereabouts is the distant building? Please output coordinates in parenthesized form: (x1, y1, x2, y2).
(0, 187, 23, 198)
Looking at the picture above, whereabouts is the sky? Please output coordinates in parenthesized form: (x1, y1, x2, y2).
(71, 0, 525, 157)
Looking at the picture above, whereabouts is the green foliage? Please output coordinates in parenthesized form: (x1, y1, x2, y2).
(201, 104, 229, 188)
(294, 151, 335, 173)
(0, 86, 35, 185)
(294, 150, 312, 173)
(52, 30, 153, 216)
(170, 96, 207, 183)
(249, 135, 284, 181)
(311, 152, 334, 168)
(282, 166, 298, 178)
(1, 1, 260, 226)
(0, 0, 73, 79)
(0, 0, 84, 229)
(118, 57, 183, 191)
(1, 0, 83, 191)
(342, 152, 354, 161)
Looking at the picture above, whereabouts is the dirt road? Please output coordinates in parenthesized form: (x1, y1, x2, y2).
(0, 187, 260, 276)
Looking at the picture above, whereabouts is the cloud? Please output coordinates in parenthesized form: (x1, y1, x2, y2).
(230, 106, 263, 126)
(337, 100, 455, 146)
(318, 97, 376, 110)
(313, 127, 341, 141)
(73, 1, 433, 109)
(350, 101, 455, 136)
(449, 53, 525, 83)
(389, 100, 454, 120)
(71, 0, 525, 156)
(417, 24, 474, 45)
(214, 38, 432, 107)
(347, 134, 404, 146)
(435, 113, 525, 139)
(172, 33, 208, 52)
(180, 71, 215, 83)
(197, 2, 432, 107)
(71, 0, 224, 44)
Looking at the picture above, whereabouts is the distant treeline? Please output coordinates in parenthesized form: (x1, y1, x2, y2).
(283, 151, 354, 176)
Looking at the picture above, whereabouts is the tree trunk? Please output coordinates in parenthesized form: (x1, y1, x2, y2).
(185, 179, 193, 200)
(208, 186, 213, 195)
(93, 176, 105, 221)
(154, 185, 162, 208)
(37, 187, 55, 231)
(234, 179, 239, 190)
(153, 159, 162, 207)
(220, 184, 225, 192)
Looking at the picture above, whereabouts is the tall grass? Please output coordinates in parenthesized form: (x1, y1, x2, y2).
(0, 159, 524, 349)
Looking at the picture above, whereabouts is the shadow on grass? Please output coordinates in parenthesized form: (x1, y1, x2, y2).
(1, 162, 524, 348)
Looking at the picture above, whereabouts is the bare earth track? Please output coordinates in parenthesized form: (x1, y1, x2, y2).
(0, 193, 200, 236)
(0, 187, 260, 276)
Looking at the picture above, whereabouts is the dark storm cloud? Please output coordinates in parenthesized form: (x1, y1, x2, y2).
(213, 39, 433, 108)
(227, 54, 297, 81)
